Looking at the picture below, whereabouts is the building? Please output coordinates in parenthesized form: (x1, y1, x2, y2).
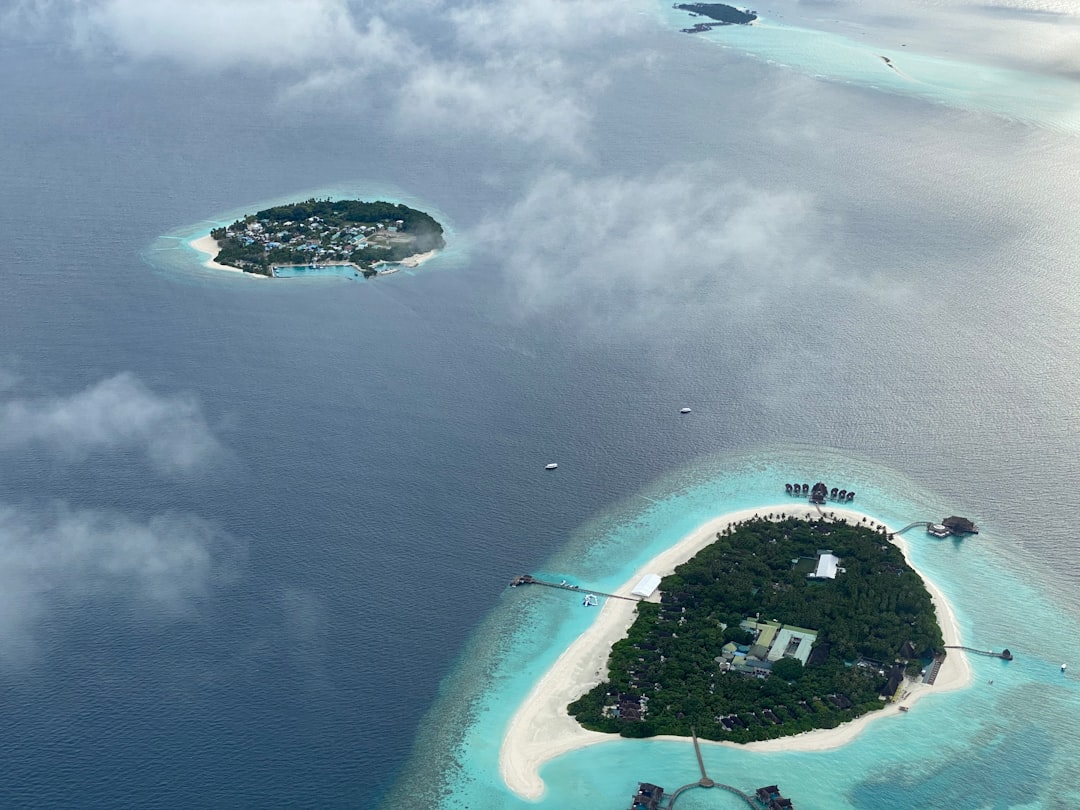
(632, 573, 661, 598)
(942, 516, 979, 535)
(808, 551, 842, 580)
(629, 782, 664, 810)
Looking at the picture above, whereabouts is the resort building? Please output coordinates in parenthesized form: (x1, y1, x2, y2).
(808, 550, 843, 580)
(631, 573, 661, 599)
(732, 619, 819, 671)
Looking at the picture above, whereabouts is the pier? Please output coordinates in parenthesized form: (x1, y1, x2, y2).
(946, 645, 1013, 660)
(890, 521, 931, 536)
(509, 575, 641, 602)
(628, 727, 792, 809)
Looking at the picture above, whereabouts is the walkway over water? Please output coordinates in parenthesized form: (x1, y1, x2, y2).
(664, 728, 758, 809)
(890, 521, 931, 536)
(508, 575, 641, 601)
(946, 645, 1013, 660)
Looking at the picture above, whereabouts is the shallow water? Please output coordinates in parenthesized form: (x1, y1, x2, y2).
(387, 451, 1080, 808)
(2, 3, 1080, 807)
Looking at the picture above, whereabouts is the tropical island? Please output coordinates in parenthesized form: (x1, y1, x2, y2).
(196, 198, 445, 278)
(500, 505, 969, 800)
(568, 516, 944, 743)
(676, 3, 757, 33)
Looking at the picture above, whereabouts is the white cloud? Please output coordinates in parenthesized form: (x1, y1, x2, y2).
(448, 0, 638, 52)
(80, 0, 381, 71)
(0, 502, 243, 665)
(483, 167, 826, 327)
(0, 373, 222, 475)
(397, 55, 592, 153)
(3, 0, 651, 154)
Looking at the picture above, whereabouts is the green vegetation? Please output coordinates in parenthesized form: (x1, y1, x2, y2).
(676, 3, 757, 25)
(208, 198, 445, 276)
(568, 516, 944, 743)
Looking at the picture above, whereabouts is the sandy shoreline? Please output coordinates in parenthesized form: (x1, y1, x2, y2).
(189, 233, 439, 278)
(499, 503, 971, 800)
(189, 234, 252, 275)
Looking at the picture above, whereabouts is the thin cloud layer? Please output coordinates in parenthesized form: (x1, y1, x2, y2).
(0, 373, 222, 475)
(485, 167, 825, 325)
(0, 503, 243, 664)
(3, 0, 649, 153)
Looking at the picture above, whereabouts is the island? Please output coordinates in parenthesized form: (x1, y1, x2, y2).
(499, 505, 971, 800)
(675, 3, 757, 33)
(195, 198, 445, 277)
(568, 516, 943, 742)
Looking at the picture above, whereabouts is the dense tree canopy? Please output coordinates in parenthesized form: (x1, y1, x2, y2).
(208, 198, 445, 275)
(568, 516, 944, 743)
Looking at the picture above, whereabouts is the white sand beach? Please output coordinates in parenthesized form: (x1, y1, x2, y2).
(189, 234, 253, 275)
(374, 249, 440, 272)
(499, 504, 971, 800)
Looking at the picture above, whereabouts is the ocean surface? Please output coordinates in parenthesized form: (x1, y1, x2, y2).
(2, 1, 1080, 808)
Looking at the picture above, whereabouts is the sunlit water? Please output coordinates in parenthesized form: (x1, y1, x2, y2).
(3, 5, 1080, 808)
(661, 2, 1080, 131)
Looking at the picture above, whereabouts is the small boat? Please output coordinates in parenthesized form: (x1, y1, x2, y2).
(545, 463, 558, 470)
(1062, 663, 1068, 672)
(680, 407, 692, 414)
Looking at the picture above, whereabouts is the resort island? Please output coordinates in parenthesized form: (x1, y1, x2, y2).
(568, 516, 944, 742)
(501, 505, 971, 800)
(194, 198, 445, 278)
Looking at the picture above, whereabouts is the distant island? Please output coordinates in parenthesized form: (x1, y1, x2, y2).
(199, 198, 445, 278)
(568, 516, 944, 743)
(676, 3, 757, 33)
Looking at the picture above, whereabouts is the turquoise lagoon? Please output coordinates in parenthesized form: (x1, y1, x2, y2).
(387, 447, 1080, 808)
(660, 4, 1080, 132)
(142, 183, 458, 285)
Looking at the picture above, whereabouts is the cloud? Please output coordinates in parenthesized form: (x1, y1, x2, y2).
(482, 166, 826, 327)
(0, 502, 243, 665)
(8, 0, 380, 71)
(0, 373, 222, 475)
(448, 0, 638, 51)
(3, 0, 650, 154)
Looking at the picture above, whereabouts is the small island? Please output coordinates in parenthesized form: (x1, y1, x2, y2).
(675, 3, 757, 33)
(198, 198, 445, 278)
(568, 516, 944, 743)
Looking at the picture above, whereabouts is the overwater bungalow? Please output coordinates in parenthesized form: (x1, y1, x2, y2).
(629, 782, 664, 810)
(942, 516, 979, 535)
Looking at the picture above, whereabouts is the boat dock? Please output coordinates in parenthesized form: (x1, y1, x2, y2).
(509, 575, 641, 602)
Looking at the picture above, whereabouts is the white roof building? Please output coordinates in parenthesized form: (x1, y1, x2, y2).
(809, 552, 841, 580)
(631, 573, 661, 598)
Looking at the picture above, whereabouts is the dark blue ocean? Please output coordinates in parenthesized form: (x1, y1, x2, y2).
(2, 3, 1080, 807)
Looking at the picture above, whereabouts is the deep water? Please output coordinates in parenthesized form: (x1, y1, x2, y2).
(2, 6, 1080, 809)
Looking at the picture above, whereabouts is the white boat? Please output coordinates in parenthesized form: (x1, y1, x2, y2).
(545, 463, 558, 470)
(1062, 663, 1068, 672)
(680, 407, 692, 414)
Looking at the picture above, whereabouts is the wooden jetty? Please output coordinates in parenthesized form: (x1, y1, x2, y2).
(946, 645, 1013, 660)
(890, 521, 931, 536)
(510, 574, 641, 602)
(627, 726, 792, 809)
(924, 653, 945, 685)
